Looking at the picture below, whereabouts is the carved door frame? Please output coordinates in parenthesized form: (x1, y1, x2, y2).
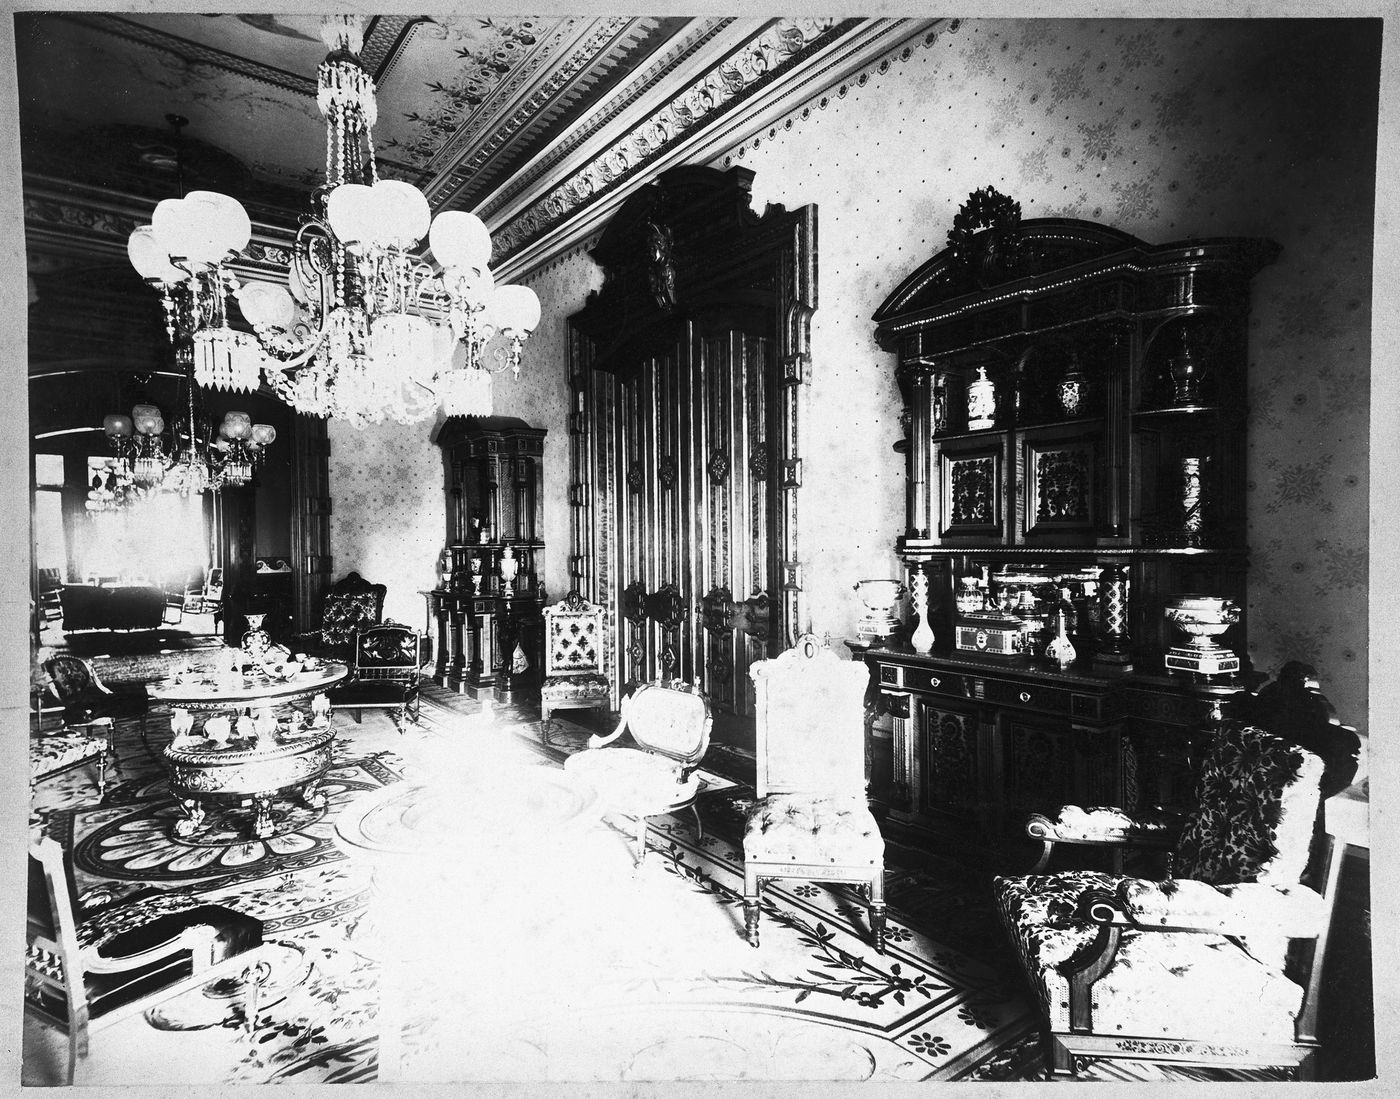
(568, 166, 815, 710)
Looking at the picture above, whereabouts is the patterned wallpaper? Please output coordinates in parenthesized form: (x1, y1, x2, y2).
(712, 17, 1377, 740)
(326, 421, 444, 631)
(328, 18, 1376, 742)
(326, 249, 603, 624)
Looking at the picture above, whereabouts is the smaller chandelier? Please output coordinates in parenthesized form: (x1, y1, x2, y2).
(104, 404, 169, 485)
(211, 412, 275, 488)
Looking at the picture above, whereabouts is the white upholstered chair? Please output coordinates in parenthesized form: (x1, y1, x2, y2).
(742, 634, 886, 952)
(563, 680, 711, 867)
(539, 592, 612, 736)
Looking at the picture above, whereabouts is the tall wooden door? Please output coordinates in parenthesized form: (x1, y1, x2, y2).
(569, 166, 815, 728)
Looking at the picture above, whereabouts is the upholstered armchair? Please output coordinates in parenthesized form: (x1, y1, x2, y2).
(742, 634, 886, 953)
(563, 680, 711, 867)
(26, 836, 265, 1083)
(538, 591, 611, 738)
(297, 571, 386, 661)
(992, 663, 1360, 1080)
(327, 623, 424, 729)
(42, 655, 148, 767)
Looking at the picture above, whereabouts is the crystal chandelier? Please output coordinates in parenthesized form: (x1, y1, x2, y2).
(125, 15, 540, 428)
(103, 371, 274, 498)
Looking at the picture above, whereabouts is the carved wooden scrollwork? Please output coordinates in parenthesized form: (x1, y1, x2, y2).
(646, 582, 686, 632)
(701, 586, 735, 636)
(622, 580, 648, 626)
(733, 590, 772, 644)
(569, 165, 815, 705)
(701, 587, 771, 643)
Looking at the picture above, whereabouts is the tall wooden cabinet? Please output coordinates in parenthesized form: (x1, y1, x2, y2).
(863, 190, 1279, 855)
(424, 416, 546, 697)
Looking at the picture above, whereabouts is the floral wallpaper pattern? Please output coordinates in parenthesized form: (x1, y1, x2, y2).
(328, 18, 1376, 744)
(326, 249, 602, 619)
(326, 422, 444, 630)
(714, 17, 1376, 739)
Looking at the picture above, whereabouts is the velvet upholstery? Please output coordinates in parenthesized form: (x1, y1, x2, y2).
(42, 655, 147, 741)
(328, 623, 423, 727)
(991, 665, 1360, 1081)
(300, 572, 386, 659)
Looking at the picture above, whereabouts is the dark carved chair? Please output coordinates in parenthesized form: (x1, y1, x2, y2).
(327, 623, 424, 730)
(42, 656, 148, 765)
(39, 568, 64, 623)
(297, 571, 386, 662)
(992, 662, 1360, 1080)
(26, 836, 266, 1083)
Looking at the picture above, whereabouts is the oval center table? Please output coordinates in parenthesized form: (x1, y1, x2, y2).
(149, 661, 348, 840)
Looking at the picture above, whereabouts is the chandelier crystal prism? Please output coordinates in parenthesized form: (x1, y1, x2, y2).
(126, 14, 540, 428)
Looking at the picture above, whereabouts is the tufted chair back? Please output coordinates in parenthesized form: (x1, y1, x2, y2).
(318, 572, 387, 652)
(43, 656, 97, 705)
(1173, 723, 1325, 887)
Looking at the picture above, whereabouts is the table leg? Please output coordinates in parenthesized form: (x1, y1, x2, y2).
(175, 798, 206, 838)
(299, 778, 327, 810)
(252, 795, 274, 839)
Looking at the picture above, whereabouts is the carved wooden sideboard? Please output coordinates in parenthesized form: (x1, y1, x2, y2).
(864, 191, 1279, 854)
(860, 643, 1231, 856)
(424, 416, 546, 697)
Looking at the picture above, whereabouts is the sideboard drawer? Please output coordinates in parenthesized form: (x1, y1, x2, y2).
(979, 677, 1074, 714)
(904, 667, 965, 697)
(873, 662, 965, 698)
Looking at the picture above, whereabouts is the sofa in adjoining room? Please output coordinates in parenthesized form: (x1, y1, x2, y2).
(57, 584, 164, 632)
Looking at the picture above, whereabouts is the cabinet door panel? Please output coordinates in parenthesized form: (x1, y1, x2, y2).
(1002, 718, 1077, 823)
(921, 704, 984, 822)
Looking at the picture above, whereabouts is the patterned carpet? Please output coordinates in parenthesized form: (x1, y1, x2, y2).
(25, 680, 1277, 1084)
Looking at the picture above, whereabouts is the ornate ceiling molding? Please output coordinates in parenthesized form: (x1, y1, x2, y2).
(489, 17, 849, 261)
(475, 19, 741, 224)
(494, 18, 939, 283)
(420, 16, 637, 191)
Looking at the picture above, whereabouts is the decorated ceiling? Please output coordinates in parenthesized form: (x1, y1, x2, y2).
(16, 12, 929, 279)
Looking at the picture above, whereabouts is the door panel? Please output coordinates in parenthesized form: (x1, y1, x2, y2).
(568, 166, 815, 729)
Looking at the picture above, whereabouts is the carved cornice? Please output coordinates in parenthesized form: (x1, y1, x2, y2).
(475, 19, 736, 222)
(495, 18, 938, 283)
(490, 18, 848, 263)
(23, 175, 298, 284)
(422, 16, 641, 200)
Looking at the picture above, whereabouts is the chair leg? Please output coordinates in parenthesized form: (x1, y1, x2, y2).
(1047, 1036, 1075, 1079)
(743, 866, 761, 947)
(869, 871, 887, 954)
(98, 718, 117, 770)
(634, 815, 648, 868)
(690, 803, 704, 842)
(870, 901, 887, 954)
